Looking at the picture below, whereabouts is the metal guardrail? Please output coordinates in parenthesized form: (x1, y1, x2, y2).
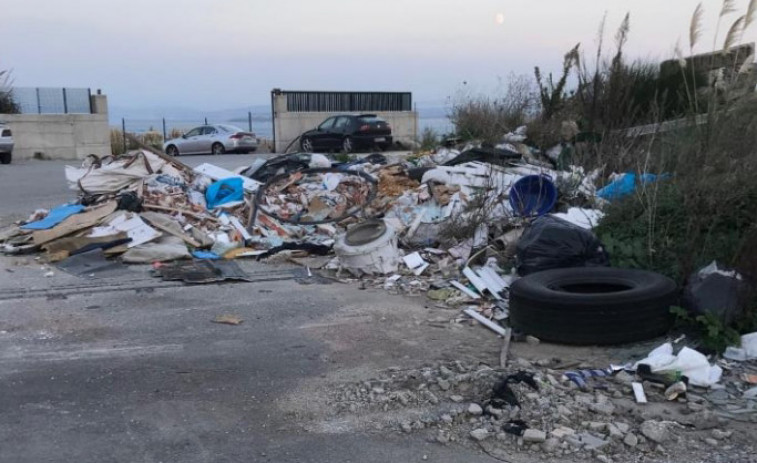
(279, 90, 412, 113)
(12, 87, 92, 114)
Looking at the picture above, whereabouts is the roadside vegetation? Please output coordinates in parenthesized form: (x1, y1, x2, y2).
(0, 67, 20, 114)
(449, 1, 757, 349)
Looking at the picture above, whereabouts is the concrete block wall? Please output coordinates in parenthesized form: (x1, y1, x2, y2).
(0, 94, 111, 160)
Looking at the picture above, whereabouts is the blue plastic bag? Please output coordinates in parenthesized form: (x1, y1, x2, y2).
(21, 204, 85, 230)
(205, 178, 244, 209)
(597, 173, 669, 200)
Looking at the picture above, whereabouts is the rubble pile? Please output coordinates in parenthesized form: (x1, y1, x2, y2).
(0, 132, 606, 300)
(326, 350, 757, 461)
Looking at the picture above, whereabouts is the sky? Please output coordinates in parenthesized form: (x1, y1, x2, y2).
(2, 0, 756, 112)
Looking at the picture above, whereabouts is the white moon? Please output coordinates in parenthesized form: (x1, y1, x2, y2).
(495, 13, 505, 25)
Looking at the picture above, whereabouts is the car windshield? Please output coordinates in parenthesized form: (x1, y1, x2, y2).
(217, 125, 244, 133)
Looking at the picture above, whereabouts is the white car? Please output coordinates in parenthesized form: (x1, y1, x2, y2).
(163, 124, 258, 156)
(0, 123, 13, 164)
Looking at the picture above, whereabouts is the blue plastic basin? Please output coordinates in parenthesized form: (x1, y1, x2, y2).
(509, 175, 557, 217)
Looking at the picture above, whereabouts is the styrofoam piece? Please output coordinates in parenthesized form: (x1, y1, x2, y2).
(551, 207, 605, 229)
(632, 382, 647, 404)
(463, 308, 506, 336)
(402, 252, 429, 276)
(194, 163, 262, 193)
(450, 280, 481, 299)
(89, 213, 161, 248)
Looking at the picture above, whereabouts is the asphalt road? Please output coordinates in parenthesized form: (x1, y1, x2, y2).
(0, 155, 501, 463)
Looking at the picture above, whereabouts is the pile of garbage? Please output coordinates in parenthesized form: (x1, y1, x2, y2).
(0, 132, 607, 286)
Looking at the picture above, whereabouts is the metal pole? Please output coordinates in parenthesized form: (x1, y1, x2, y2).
(248, 111, 252, 132)
(62, 88, 68, 114)
(122, 118, 127, 154)
(36, 88, 41, 114)
(162, 118, 167, 141)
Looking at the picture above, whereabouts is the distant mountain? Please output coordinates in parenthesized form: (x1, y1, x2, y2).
(109, 104, 271, 124)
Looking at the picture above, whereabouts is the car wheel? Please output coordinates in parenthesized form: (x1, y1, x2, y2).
(342, 137, 353, 154)
(0, 152, 11, 165)
(301, 137, 313, 152)
(166, 145, 179, 156)
(212, 143, 225, 155)
(509, 267, 677, 345)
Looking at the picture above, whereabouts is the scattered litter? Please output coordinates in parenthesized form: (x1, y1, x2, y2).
(635, 343, 722, 387)
(56, 248, 129, 279)
(155, 259, 252, 284)
(211, 314, 244, 326)
(632, 382, 648, 404)
(450, 280, 481, 299)
(402, 252, 429, 275)
(463, 307, 506, 336)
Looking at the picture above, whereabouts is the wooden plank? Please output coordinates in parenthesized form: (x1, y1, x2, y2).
(32, 202, 118, 245)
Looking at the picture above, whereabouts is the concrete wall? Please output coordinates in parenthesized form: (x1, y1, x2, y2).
(272, 94, 418, 152)
(0, 94, 110, 160)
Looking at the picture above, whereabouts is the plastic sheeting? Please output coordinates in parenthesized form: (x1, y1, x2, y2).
(206, 178, 244, 209)
(634, 342, 723, 387)
(65, 151, 169, 194)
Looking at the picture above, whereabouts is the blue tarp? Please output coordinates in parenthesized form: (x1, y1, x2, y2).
(205, 178, 244, 209)
(20, 204, 85, 230)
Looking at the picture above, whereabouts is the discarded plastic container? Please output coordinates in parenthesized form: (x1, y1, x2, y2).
(508, 175, 557, 217)
(334, 220, 400, 276)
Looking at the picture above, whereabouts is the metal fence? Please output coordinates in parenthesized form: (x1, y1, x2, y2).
(12, 87, 92, 114)
(279, 90, 412, 113)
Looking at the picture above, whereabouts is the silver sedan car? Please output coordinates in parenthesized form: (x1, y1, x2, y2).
(0, 123, 13, 165)
(163, 124, 258, 156)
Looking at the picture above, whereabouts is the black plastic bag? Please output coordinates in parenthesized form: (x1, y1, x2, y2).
(516, 216, 609, 275)
(682, 261, 747, 325)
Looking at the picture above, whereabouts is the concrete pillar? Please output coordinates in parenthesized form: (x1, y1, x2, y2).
(90, 94, 108, 115)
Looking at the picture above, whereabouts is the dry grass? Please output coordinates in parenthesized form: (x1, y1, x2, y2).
(0, 68, 19, 114)
(111, 129, 164, 155)
(449, 74, 538, 143)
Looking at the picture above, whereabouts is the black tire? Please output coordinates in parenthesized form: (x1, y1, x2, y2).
(166, 145, 179, 157)
(0, 152, 10, 164)
(509, 267, 677, 345)
(342, 136, 353, 154)
(301, 137, 313, 152)
(211, 143, 225, 155)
